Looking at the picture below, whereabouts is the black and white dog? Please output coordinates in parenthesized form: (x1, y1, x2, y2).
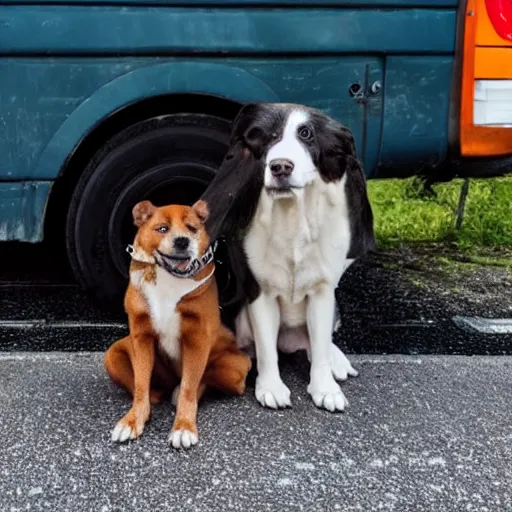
(201, 103, 375, 412)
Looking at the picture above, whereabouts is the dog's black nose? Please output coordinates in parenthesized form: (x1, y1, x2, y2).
(174, 237, 190, 251)
(269, 159, 294, 178)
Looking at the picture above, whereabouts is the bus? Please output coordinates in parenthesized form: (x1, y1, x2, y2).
(0, 0, 510, 304)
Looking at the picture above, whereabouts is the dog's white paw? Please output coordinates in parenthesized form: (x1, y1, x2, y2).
(308, 376, 348, 412)
(256, 387, 291, 409)
(111, 419, 143, 443)
(331, 344, 359, 381)
(255, 374, 292, 409)
(169, 429, 198, 450)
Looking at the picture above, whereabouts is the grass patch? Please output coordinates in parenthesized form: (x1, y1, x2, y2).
(368, 176, 512, 255)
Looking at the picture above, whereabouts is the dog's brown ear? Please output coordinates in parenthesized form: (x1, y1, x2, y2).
(132, 200, 155, 227)
(191, 200, 209, 224)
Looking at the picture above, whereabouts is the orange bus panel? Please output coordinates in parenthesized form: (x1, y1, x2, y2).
(474, 47, 512, 78)
(460, 0, 512, 156)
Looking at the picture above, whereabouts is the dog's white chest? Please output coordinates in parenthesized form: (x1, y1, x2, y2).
(131, 267, 200, 362)
(244, 179, 351, 305)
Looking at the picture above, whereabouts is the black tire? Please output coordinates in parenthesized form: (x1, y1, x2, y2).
(66, 113, 232, 309)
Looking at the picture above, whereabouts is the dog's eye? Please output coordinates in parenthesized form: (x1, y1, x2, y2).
(298, 126, 313, 141)
(186, 224, 198, 234)
(155, 225, 169, 234)
(246, 126, 264, 141)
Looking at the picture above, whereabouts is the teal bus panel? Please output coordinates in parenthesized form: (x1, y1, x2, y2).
(378, 56, 454, 173)
(0, 57, 384, 181)
(0, 7, 456, 55)
(0, 182, 51, 242)
(0, 0, 459, 5)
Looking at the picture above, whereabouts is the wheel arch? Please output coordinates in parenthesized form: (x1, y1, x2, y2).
(43, 61, 280, 240)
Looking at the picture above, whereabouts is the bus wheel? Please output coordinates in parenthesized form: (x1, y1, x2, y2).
(66, 113, 231, 307)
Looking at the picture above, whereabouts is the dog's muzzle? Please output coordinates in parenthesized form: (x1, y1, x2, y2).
(127, 243, 216, 279)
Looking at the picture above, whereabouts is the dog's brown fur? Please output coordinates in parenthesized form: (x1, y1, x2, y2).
(104, 200, 251, 448)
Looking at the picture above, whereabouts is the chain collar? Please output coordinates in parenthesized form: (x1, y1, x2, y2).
(126, 241, 217, 279)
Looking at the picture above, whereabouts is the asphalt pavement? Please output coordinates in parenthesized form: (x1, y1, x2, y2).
(1, 352, 511, 512)
(1, 242, 512, 354)
(2, 242, 512, 511)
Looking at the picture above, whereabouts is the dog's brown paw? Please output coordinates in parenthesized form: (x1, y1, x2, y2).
(111, 407, 149, 443)
(232, 356, 252, 394)
(231, 372, 248, 395)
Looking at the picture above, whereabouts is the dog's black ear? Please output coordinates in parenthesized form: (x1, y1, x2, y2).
(319, 122, 376, 258)
(318, 122, 359, 182)
(202, 140, 263, 242)
(200, 105, 265, 242)
(230, 103, 274, 160)
(345, 157, 377, 258)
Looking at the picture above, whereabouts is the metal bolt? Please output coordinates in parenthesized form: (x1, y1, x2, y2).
(370, 81, 382, 95)
(348, 83, 362, 97)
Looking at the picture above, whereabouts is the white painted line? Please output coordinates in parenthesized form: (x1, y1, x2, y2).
(0, 320, 126, 329)
(373, 319, 436, 329)
(0, 282, 78, 288)
(452, 316, 512, 334)
(3, 353, 512, 365)
(0, 352, 104, 361)
(0, 352, 426, 364)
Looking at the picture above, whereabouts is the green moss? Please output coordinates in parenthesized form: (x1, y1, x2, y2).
(464, 255, 512, 270)
(409, 278, 428, 289)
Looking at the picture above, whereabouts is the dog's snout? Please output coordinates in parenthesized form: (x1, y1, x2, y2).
(269, 159, 294, 178)
(173, 237, 190, 251)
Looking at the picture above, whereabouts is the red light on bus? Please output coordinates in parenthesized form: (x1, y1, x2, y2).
(485, 0, 512, 42)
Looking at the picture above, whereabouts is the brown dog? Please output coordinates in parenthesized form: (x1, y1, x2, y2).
(104, 200, 251, 449)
